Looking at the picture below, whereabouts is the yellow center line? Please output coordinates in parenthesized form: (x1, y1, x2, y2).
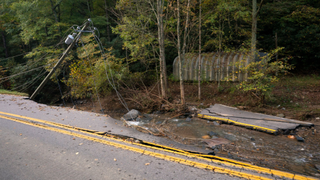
(0, 114, 271, 180)
(0, 111, 317, 180)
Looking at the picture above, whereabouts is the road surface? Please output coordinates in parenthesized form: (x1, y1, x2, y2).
(0, 94, 316, 180)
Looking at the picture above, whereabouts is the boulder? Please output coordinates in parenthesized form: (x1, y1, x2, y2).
(122, 109, 141, 121)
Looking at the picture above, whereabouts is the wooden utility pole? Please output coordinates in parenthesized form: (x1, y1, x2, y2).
(30, 22, 89, 100)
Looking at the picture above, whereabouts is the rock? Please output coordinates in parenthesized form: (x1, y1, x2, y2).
(212, 121, 220, 126)
(277, 113, 285, 118)
(122, 109, 141, 121)
(316, 117, 320, 120)
(141, 114, 152, 121)
(186, 117, 192, 122)
(202, 135, 211, 139)
(188, 106, 198, 112)
(296, 136, 305, 142)
(153, 111, 162, 114)
(208, 131, 218, 137)
(315, 164, 320, 171)
(177, 123, 185, 127)
(250, 138, 255, 141)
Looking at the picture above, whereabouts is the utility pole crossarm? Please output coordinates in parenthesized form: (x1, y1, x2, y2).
(30, 22, 89, 100)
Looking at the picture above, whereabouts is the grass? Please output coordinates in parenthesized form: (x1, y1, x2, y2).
(0, 89, 28, 96)
(277, 74, 320, 88)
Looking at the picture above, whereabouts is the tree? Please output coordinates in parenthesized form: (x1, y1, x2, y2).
(251, 0, 264, 62)
(177, 0, 184, 105)
(155, 0, 168, 99)
(113, 0, 168, 98)
(198, 0, 201, 100)
(203, 0, 251, 52)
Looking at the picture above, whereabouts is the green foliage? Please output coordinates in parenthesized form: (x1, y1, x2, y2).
(203, 0, 251, 51)
(113, 0, 158, 64)
(234, 48, 293, 103)
(64, 35, 129, 99)
(259, 0, 320, 71)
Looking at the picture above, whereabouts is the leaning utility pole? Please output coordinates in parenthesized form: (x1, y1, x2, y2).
(30, 22, 89, 100)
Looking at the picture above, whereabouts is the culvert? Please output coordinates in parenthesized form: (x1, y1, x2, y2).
(173, 52, 267, 82)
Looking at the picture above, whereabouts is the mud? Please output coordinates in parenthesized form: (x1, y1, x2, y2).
(120, 113, 320, 177)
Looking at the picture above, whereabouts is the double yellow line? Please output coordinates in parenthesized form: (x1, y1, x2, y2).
(198, 114, 277, 134)
(0, 111, 317, 180)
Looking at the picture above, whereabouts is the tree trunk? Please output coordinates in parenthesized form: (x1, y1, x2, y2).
(180, 0, 191, 106)
(157, 0, 167, 99)
(251, 0, 263, 63)
(198, 0, 202, 100)
(1, 31, 8, 58)
(104, 0, 111, 42)
(218, 13, 222, 88)
(251, 0, 257, 63)
(177, 0, 184, 106)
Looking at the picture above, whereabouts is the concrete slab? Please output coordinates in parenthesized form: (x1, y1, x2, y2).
(198, 104, 314, 134)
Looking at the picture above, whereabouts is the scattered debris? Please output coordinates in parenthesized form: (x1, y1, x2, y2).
(202, 135, 211, 139)
(203, 138, 230, 148)
(127, 121, 140, 126)
(287, 135, 295, 139)
(198, 104, 313, 134)
(208, 131, 218, 137)
(237, 106, 248, 110)
(212, 121, 220, 126)
(277, 114, 285, 118)
(296, 136, 305, 142)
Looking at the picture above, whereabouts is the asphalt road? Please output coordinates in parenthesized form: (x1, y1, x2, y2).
(0, 94, 239, 180)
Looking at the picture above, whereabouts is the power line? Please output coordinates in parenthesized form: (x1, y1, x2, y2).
(12, 69, 48, 92)
(0, 64, 52, 83)
(93, 33, 131, 113)
(0, 53, 29, 62)
(79, 36, 103, 113)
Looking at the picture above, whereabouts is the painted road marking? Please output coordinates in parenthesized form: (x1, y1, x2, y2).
(198, 114, 277, 134)
(0, 111, 317, 180)
(0, 114, 270, 180)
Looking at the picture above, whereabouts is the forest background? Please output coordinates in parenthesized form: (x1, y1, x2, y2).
(0, 0, 319, 116)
